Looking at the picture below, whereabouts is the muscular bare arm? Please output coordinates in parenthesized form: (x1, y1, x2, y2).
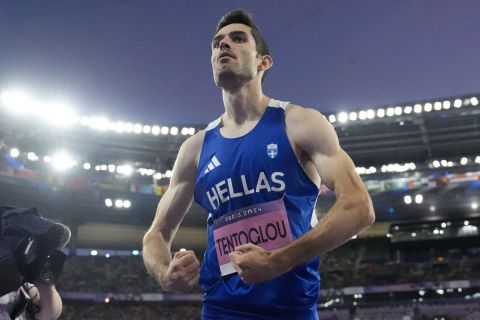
(229, 105, 375, 283)
(142, 131, 204, 292)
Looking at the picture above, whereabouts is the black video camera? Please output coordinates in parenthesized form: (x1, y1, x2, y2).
(0, 206, 70, 296)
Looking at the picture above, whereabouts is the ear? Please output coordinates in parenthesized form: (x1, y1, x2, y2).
(258, 54, 273, 72)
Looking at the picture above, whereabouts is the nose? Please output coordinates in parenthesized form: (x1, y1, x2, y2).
(219, 39, 230, 50)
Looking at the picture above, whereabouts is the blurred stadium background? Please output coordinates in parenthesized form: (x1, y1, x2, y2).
(1, 89, 480, 319)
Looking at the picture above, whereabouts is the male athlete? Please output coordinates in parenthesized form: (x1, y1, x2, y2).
(143, 9, 375, 319)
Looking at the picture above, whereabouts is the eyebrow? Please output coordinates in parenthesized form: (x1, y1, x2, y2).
(212, 31, 248, 45)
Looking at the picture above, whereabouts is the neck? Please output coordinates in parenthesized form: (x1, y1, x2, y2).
(221, 80, 269, 126)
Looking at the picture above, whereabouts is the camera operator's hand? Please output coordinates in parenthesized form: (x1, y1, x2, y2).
(24, 281, 62, 320)
(158, 250, 200, 293)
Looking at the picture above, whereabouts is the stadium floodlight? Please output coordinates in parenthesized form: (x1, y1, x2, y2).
(349, 112, 357, 121)
(424, 103, 433, 112)
(43, 155, 51, 163)
(338, 112, 348, 123)
(415, 194, 423, 204)
(91, 250, 98, 256)
(358, 110, 367, 120)
(476, 156, 480, 164)
(27, 152, 38, 161)
(472, 202, 479, 210)
(108, 164, 116, 173)
(471, 97, 479, 106)
(386, 233, 392, 238)
(37, 101, 79, 127)
(430, 206, 436, 212)
(404, 106, 412, 114)
(433, 229, 439, 235)
(442, 101, 451, 109)
(132, 250, 139, 256)
(117, 165, 133, 176)
(181, 127, 189, 135)
(411, 232, 417, 237)
(413, 104, 422, 113)
(152, 125, 161, 135)
(133, 123, 142, 134)
(377, 109, 385, 118)
(436, 289, 444, 295)
(115, 199, 123, 208)
(386, 107, 395, 117)
(441, 222, 447, 228)
(453, 99, 462, 108)
(439, 230, 444, 235)
(328, 114, 336, 123)
(161, 126, 169, 135)
(440, 160, 447, 167)
(433, 101, 442, 111)
(368, 166, 376, 174)
(409, 163, 416, 170)
(394, 106, 402, 116)
(89, 117, 109, 131)
(418, 290, 425, 296)
(83, 162, 91, 170)
(432, 160, 440, 168)
(124, 122, 134, 133)
(51, 151, 76, 172)
(165, 170, 173, 178)
(447, 161, 454, 167)
(170, 127, 178, 135)
(105, 199, 113, 207)
(188, 127, 196, 135)
(154, 172, 162, 180)
(0, 89, 33, 114)
(123, 200, 131, 208)
(95, 165, 101, 171)
(100, 164, 107, 171)
(356, 167, 366, 175)
(464, 220, 470, 226)
(115, 122, 125, 133)
(463, 98, 471, 106)
(143, 125, 151, 134)
(366, 109, 375, 119)
(9, 148, 20, 158)
(106, 253, 110, 258)
(460, 157, 468, 165)
(404, 195, 412, 204)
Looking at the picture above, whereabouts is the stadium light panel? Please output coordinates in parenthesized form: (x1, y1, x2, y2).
(123, 200, 131, 208)
(349, 112, 357, 121)
(0, 89, 33, 114)
(115, 122, 125, 133)
(394, 106, 402, 116)
(442, 101, 450, 109)
(464, 220, 470, 226)
(404, 106, 412, 114)
(108, 164, 116, 173)
(27, 152, 38, 161)
(39, 101, 79, 127)
(453, 99, 462, 108)
(188, 127, 196, 135)
(472, 203, 478, 210)
(441, 222, 447, 228)
(95, 165, 101, 171)
(115, 199, 123, 208)
(433, 229, 439, 235)
(105, 199, 113, 207)
(404, 195, 412, 204)
(381, 165, 387, 173)
(154, 173, 162, 180)
(440, 160, 447, 167)
(463, 99, 471, 106)
(429, 206, 435, 212)
(418, 290, 425, 296)
(411, 232, 417, 237)
(100, 164, 107, 171)
(328, 114, 336, 123)
(471, 97, 479, 106)
(424, 103, 433, 112)
(133, 123, 142, 134)
(9, 148, 20, 158)
(358, 110, 367, 120)
(433, 101, 442, 111)
(143, 125, 151, 134)
(368, 166, 376, 174)
(165, 170, 173, 178)
(83, 162, 91, 170)
(181, 127, 189, 135)
(338, 112, 348, 123)
(43, 155, 51, 163)
(161, 126, 169, 135)
(415, 194, 423, 204)
(132, 250, 139, 256)
(124, 122, 133, 133)
(152, 125, 161, 135)
(376, 109, 385, 118)
(91, 250, 98, 256)
(413, 104, 422, 113)
(436, 289, 444, 295)
(170, 127, 178, 135)
(386, 107, 395, 117)
(476, 156, 480, 164)
(356, 167, 366, 175)
(460, 157, 468, 165)
(366, 109, 375, 119)
(51, 152, 76, 172)
(432, 160, 440, 168)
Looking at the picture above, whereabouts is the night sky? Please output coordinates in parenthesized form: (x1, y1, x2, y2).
(1, 0, 479, 125)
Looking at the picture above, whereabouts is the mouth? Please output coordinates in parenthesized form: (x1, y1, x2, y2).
(218, 52, 236, 61)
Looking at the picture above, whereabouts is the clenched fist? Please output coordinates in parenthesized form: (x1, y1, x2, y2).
(158, 250, 200, 293)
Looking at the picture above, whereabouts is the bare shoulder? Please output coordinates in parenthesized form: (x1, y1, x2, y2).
(284, 103, 339, 156)
(178, 129, 206, 166)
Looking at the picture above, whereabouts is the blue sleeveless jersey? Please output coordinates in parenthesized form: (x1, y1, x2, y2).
(194, 99, 321, 320)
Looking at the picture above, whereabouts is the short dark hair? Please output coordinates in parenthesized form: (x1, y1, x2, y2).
(216, 9, 270, 82)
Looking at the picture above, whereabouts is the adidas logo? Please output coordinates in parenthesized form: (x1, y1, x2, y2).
(204, 155, 221, 174)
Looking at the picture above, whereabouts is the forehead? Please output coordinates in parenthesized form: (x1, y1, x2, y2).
(214, 23, 253, 38)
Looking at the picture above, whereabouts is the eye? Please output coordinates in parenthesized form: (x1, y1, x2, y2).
(233, 35, 245, 43)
